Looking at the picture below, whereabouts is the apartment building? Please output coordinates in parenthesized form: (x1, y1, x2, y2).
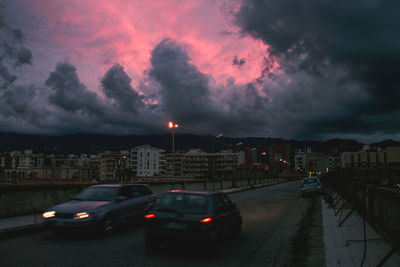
(305, 153, 331, 174)
(131, 145, 165, 177)
(181, 149, 209, 178)
(165, 149, 239, 179)
(99, 150, 131, 182)
(341, 146, 400, 168)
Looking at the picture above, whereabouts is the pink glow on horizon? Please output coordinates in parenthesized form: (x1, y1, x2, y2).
(15, 0, 275, 92)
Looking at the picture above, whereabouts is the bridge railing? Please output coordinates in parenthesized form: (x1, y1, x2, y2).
(321, 168, 400, 261)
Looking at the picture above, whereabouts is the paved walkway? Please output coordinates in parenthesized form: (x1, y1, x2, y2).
(322, 199, 400, 267)
(0, 213, 43, 233)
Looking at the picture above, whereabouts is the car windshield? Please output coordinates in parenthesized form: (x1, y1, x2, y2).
(73, 187, 118, 201)
(303, 178, 318, 184)
(155, 193, 208, 215)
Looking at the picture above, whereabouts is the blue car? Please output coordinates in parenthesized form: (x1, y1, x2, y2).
(43, 184, 157, 235)
(300, 177, 323, 196)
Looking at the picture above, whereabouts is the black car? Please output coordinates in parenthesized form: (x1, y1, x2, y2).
(43, 184, 157, 235)
(144, 190, 242, 249)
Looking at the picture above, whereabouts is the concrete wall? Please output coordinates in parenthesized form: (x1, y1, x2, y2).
(0, 184, 87, 218)
(0, 176, 283, 218)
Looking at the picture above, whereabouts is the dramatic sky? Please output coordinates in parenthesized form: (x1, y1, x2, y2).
(0, 0, 399, 143)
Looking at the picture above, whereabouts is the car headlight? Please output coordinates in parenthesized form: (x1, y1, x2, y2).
(74, 212, 90, 220)
(43, 211, 56, 218)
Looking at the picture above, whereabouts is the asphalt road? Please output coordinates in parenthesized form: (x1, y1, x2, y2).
(0, 181, 321, 267)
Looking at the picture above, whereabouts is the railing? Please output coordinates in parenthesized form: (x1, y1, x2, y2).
(321, 168, 400, 266)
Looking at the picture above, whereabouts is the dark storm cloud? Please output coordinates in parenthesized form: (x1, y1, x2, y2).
(235, 0, 400, 140)
(232, 55, 245, 67)
(149, 38, 216, 123)
(45, 62, 104, 115)
(15, 47, 32, 66)
(101, 64, 144, 113)
(0, 62, 16, 88)
(42, 61, 165, 135)
(0, 8, 32, 88)
(0, 84, 53, 134)
(148, 38, 272, 136)
(0, 85, 41, 118)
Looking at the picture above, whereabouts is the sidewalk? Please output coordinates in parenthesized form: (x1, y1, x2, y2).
(0, 213, 44, 234)
(322, 199, 400, 267)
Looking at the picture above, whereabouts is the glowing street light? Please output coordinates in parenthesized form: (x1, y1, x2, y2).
(169, 122, 178, 129)
(168, 121, 178, 176)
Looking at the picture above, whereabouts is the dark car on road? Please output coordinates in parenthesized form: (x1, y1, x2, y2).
(43, 184, 157, 235)
(300, 176, 323, 196)
(144, 190, 242, 250)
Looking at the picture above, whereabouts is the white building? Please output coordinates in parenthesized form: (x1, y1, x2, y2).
(131, 145, 165, 177)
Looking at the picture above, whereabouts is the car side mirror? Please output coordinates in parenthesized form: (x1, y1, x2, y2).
(116, 196, 128, 202)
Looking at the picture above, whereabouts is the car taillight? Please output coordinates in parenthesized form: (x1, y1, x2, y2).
(144, 213, 156, 219)
(200, 217, 212, 223)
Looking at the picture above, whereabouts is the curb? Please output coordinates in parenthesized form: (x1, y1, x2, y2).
(0, 223, 46, 240)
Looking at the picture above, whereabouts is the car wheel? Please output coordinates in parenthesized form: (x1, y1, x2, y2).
(100, 216, 114, 236)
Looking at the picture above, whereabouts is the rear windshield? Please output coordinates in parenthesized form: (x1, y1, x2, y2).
(73, 187, 118, 201)
(303, 178, 318, 184)
(155, 193, 208, 215)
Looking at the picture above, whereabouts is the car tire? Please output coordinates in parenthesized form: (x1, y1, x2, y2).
(99, 216, 115, 237)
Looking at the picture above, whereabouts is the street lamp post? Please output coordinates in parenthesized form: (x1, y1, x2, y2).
(168, 121, 178, 177)
(213, 134, 223, 190)
(233, 142, 243, 187)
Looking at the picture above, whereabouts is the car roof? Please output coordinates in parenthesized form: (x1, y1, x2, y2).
(302, 176, 320, 181)
(90, 183, 149, 188)
(165, 190, 220, 195)
(303, 176, 319, 179)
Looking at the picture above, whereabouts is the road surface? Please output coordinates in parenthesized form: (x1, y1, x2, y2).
(0, 181, 324, 267)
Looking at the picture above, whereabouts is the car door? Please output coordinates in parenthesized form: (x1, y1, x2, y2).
(129, 185, 147, 219)
(138, 186, 157, 212)
(117, 185, 143, 221)
(113, 185, 136, 222)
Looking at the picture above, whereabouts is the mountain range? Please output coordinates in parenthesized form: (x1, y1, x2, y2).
(0, 132, 398, 154)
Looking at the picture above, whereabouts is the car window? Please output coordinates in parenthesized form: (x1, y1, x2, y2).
(155, 193, 208, 214)
(130, 186, 143, 198)
(303, 178, 318, 184)
(75, 186, 118, 201)
(219, 194, 233, 207)
(140, 186, 153, 195)
(214, 194, 233, 213)
(214, 195, 224, 210)
(118, 186, 133, 198)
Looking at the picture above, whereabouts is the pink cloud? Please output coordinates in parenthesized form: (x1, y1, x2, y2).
(11, 0, 273, 92)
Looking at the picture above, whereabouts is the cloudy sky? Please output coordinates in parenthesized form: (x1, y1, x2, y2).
(0, 0, 399, 143)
